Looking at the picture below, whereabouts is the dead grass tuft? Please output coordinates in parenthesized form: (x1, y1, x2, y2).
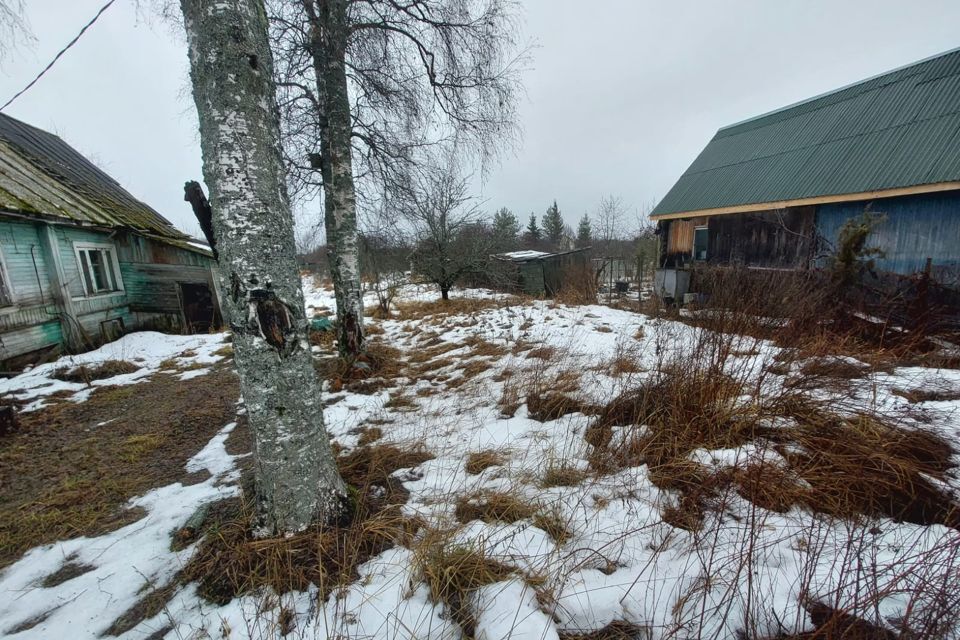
(892, 387, 960, 403)
(558, 621, 648, 639)
(177, 442, 432, 609)
(455, 491, 537, 524)
(51, 360, 139, 384)
(416, 538, 517, 637)
(526, 391, 597, 422)
(587, 368, 754, 474)
(315, 341, 404, 393)
(465, 450, 507, 475)
(782, 408, 959, 527)
(541, 464, 588, 488)
(526, 346, 557, 360)
(40, 558, 96, 588)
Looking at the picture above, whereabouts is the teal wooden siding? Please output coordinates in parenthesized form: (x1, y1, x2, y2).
(0, 217, 216, 365)
(0, 220, 62, 361)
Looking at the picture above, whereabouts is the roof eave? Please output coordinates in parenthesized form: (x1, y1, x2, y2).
(650, 181, 960, 221)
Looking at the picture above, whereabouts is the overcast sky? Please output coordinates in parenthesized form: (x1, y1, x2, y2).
(2, 0, 959, 239)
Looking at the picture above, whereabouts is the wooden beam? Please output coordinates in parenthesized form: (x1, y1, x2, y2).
(36, 222, 84, 352)
(650, 182, 960, 221)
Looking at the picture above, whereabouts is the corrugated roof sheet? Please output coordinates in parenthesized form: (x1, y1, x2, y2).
(652, 48, 960, 218)
(0, 112, 190, 241)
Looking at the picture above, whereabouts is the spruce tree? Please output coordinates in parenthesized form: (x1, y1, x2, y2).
(492, 207, 521, 243)
(543, 200, 564, 249)
(576, 214, 592, 248)
(524, 213, 542, 247)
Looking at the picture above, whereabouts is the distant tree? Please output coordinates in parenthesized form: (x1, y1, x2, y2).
(576, 214, 592, 248)
(492, 207, 521, 246)
(401, 163, 492, 300)
(359, 229, 409, 316)
(542, 200, 564, 249)
(524, 213, 542, 247)
(595, 195, 626, 255)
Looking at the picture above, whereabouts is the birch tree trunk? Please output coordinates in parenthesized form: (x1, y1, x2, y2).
(180, 0, 348, 535)
(304, 0, 365, 359)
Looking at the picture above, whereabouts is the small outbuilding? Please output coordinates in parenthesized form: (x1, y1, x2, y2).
(0, 113, 220, 368)
(492, 248, 591, 297)
(652, 48, 960, 290)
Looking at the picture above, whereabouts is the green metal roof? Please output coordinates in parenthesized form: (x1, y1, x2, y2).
(0, 112, 196, 243)
(651, 48, 960, 218)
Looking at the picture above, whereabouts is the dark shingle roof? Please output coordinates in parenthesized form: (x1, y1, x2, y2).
(0, 112, 189, 240)
(652, 48, 960, 218)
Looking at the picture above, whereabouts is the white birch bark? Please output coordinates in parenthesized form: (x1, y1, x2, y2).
(304, 0, 365, 358)
(180, 0, 348, 535)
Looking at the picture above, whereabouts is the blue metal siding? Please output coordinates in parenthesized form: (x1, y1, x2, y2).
(815, 191, 960, 286)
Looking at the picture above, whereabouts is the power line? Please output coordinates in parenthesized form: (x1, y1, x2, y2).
(0, 0, 118, 112)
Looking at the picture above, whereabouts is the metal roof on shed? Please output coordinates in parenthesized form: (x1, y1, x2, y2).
(0, 112, 191, 242)
(651, 48, 960, 219)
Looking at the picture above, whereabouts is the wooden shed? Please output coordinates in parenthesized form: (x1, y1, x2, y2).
(492, 248, 590, 297)
(0, 113, 220, 368)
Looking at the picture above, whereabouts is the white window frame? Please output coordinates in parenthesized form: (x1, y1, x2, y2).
(73, 242, 124, 297)
(693, 225, 709, 261)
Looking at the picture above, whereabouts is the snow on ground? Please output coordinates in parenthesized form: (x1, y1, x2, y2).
(1, 276, 959, 639)
(0, 331, 230, 411)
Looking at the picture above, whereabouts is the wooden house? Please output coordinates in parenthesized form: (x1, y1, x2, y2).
(652, 48, 960, 290)
(0, 113, 219, 369)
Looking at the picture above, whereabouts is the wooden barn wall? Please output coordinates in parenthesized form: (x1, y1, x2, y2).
(119, 235, 216, 325)
(707, 206, 815, 268)
(518, 262, 545, 296)
(815, 191, 960, 287)
(542, 251, 588, 296)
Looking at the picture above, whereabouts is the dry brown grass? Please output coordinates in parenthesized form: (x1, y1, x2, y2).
(541, 464, 588, 488)
(586, 359, 960, 530)
(394, 296, 519, 321)
(453, 491, 572, 545)
(465, 450, 507, 475)
(416, 536, 517, 638)
(526, 346, 557, 360)
(315, 341, 404, 393)
(608, 354, 644, 376)
(526, 391, 597, 422)
(455, 491, 537, 524)
(176, 442, 433, 611)
(51, 360, 140, 384)
(463, 336, 509, 358)
(559, 620, 649, 639)
(781, 407, 959, 527)
(892, 387, 960, 403)
(586, 368, 755, 475)
(0, 366, 240, 569)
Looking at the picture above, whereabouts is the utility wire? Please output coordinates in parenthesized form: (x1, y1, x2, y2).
(0, 0, 118, 112)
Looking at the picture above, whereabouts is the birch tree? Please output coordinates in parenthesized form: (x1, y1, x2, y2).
(268, 0, 526, 358)
(180, 0, 348, 535)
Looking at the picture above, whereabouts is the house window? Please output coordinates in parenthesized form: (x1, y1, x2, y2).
(74, 243, 123, 296)
(693, 226, 709, 261)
